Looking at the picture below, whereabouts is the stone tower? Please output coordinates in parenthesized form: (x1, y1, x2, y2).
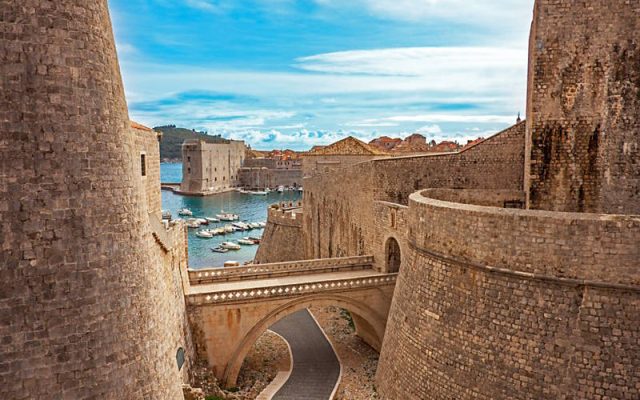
(525, 0, 640, 214)
(0, 1, 184, 398)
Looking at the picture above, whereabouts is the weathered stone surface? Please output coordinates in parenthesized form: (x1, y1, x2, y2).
(525, 0, 640, 214)
(0, 2, 190, 398)
(255, 205, 305, 264)
(181, 139, 246, 194)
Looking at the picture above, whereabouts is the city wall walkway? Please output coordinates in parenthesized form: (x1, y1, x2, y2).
(185, 256, 396, 386)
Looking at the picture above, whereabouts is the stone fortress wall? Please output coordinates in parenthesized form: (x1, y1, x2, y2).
(239, 167, 303, 189)
(132, 123, 163, 217)
(0, 2, 192, 399)
(525, 0, 640, 215)
(302, 121, 526, 267)
(292, 1, 640, 399)
(180, 139, 246, 195)
(255, 204, 305, 264)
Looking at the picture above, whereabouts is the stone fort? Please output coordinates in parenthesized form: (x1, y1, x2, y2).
(1, 1, 639, 400)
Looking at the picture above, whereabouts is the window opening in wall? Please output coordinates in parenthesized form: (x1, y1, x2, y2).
(140, 153, 146, 177)
(187, 167, 191, 174)
(187, 156, 191, 162)
(386, 237, 401, 273)
(176, 347, 185, 371)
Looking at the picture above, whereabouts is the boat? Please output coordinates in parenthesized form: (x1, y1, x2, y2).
(216, 212, 239, 221)
(221, 242, 241, 250)
(205, 217, 220, 223)
(224, 261, 241, 268)
(161, 210, 172, 220)
(178, 208, 193, 216)
(211, 246, 228, 253)
(211, 228, 225, 236)
(223, 225, 234, 233)
(258, 222, 266, 228)
(238, 238, 255, 245)
(196, 231, 213, 238)
(249, 236, 261, 244)
(197, 218, 209, 225)
(185, 219, 200, 229)
(298, 187, 303, 192)
(249, 222, 260, 229)
(277, 186, 284, 193)
(232, 222, 250, 231)
(250, 190, 268, 196)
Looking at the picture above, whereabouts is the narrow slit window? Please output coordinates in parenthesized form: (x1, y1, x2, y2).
(140, 153, 146, 177)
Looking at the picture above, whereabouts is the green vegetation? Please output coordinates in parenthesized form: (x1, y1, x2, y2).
(340, 308, 355, 332)
(155, 125, 229, 161)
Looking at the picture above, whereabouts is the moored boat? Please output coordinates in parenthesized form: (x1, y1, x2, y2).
(178, 208, 193, 216)
(221, 242, 241, 250)
(211, 246, 228, 253)
(196, 231, 213, 238)
(238, 238, 255, 245)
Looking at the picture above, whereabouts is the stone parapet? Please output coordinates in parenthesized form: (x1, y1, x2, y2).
(187, 273, 397, 306)
(411, 189, 640, 286)
(189, 255, 374, 284)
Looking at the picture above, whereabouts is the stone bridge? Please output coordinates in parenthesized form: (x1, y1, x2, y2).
(185, 256, 397, 386)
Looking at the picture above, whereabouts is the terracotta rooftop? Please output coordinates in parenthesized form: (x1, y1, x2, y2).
(131, 121, 154, 132)
(306, 136, 388, 156)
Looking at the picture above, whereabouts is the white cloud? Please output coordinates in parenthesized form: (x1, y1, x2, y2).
(315, 0, 534, 31)
(416, 124, 442, 135)
(386, 114, 515, 124)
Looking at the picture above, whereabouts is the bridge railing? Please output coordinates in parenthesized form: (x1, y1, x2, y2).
(187, 272, 397, 305)
(188, 255, 374, 285)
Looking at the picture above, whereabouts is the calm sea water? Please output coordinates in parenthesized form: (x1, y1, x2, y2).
(160, 163, 302, 269)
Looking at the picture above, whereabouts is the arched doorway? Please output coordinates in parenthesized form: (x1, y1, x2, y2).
(386, 237, 401, 273)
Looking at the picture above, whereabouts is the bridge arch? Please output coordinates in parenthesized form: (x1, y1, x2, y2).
(384, 236, 402, 273)
(222, 293, 387, 387)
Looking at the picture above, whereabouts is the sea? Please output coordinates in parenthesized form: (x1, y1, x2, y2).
(160, 163, 302, 269)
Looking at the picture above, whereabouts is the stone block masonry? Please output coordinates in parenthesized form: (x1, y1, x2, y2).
(0, 2, 189, 398)
(525, 0, 640, 214)
(255, 205, 305, 264)
(375, 189, 640, 399)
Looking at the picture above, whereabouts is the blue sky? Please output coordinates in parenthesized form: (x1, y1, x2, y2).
(109, 0, 535, 150)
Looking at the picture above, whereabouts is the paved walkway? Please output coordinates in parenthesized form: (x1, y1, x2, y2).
(188, 269, 382, 295)
(270, 309, 340, 400)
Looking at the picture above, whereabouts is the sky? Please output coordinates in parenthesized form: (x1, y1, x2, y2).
(109, 0, 535, 151)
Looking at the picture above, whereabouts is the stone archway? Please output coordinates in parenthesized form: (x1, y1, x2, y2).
(385, 237, 401, 273)
(222, 294, 387, 387)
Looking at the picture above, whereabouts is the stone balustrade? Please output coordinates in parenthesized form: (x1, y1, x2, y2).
(189, 255, 374, 284)
(187, 273, 397, 305)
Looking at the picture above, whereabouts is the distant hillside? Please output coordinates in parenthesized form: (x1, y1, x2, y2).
(154, 125, 229, 161)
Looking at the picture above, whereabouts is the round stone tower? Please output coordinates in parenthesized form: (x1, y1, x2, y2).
(0, 1, 184, 398)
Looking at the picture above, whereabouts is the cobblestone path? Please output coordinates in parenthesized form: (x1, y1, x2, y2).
(271, 309, 341, 400)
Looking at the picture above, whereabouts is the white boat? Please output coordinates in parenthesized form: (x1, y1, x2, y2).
(250, 191, 268, 196)
(216, 212, 239, 221)
(186, 218, 200, 228)
(221, 242, 241, 250)
(197, 218, 209, 225)
(211, 246, 228, 253)
(232, 222, 250, 231)
(178, 208, 193, 216)
(258, 221, 266, 228)
(298, 187, 303, 192)
(211, 228, 225, 236)
(238, 238, 255, 246)
(196, 231, 213, 238)
(205, 217, 220, 223)
(249, 222, 260, 229)
(223, 225, 234, 233)
(161, 210, 172, 220)
(224, 261, 241, 267)
(277, 186, 284, 193)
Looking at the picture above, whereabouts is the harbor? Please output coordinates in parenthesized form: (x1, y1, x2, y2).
(161, 163, 302, 269)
